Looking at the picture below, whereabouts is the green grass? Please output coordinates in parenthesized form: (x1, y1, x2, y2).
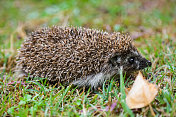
(0, 0, 176, 116)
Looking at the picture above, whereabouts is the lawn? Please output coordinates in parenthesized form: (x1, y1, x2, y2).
(0, 0, 175, 116)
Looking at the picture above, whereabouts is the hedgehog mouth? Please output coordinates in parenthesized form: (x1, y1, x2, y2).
(138, 66, 147, 70)
(138, 66, 149, 70)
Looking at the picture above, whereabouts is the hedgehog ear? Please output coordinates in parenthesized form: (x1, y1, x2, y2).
(108, 53, 121, 66)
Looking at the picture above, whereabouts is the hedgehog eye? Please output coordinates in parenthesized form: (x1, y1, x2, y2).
(128, 57, 135, 64)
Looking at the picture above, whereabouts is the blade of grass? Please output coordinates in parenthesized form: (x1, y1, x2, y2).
(119, 67, 134, 117)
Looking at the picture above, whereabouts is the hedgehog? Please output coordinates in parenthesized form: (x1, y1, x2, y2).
(16, 26, 152, 89)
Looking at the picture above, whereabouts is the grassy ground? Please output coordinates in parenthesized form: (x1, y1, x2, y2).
(0, 0, 176, 116)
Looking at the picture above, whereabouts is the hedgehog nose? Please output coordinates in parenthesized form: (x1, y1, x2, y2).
(147, 61, 152, 67)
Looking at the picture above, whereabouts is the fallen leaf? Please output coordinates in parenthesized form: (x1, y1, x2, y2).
(126, 72, 158, 109)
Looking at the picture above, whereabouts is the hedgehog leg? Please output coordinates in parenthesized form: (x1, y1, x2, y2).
(72, 73, 110, 90)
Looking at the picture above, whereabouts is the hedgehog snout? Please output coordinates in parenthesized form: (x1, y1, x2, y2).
(139, 58, 152, 69)
(147, 60, 152, 67)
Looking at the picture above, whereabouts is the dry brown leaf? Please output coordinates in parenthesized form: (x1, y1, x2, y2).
(126, 72, 158, 109)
